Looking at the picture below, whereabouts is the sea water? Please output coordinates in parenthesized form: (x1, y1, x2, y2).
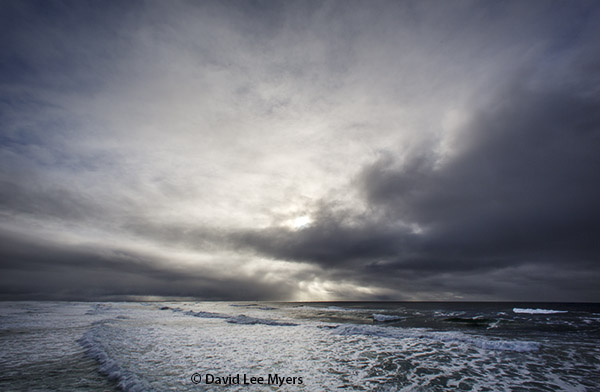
(1, 301, 599, 391)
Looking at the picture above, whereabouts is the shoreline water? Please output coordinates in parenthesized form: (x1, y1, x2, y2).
(1, 301, 599, 391)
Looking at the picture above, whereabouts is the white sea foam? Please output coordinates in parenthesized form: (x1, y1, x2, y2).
(296, 305, 357, 312)
(513, 308, 568, 314)
(373, 314, 403, 322)
(79, 328, 152, 392)
(183, 310, 229, 319)
(434, 311, 465, 317)
(582, 317, 600, 324)
(3, 302, 596, 392)
(326, 306, 349, 311)
(229, 304, 277, 311)
(487, 320, 501, 329)
(167, 306, 297, 326)
(85, 303, 113, 315)
(226, 315, 297, 326)
(333, 324, 539, 352)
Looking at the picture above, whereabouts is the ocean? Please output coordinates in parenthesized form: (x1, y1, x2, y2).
(1, 301, 599, 391)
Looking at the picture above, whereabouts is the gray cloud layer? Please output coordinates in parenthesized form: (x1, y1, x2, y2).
(233, 78, 600, 300)
(1, 0, 599, 300)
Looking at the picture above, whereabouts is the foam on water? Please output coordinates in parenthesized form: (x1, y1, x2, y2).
(333, 324, 540, 352)
(163, 305, 298, 326)
(182, 310, 229, 319)
(229, 304, 277, 310)
(79, 326, 152, 392)
(3, 302, 599, 391)
(373, 313, 404, 322)
(85, 303, 113, 315)
(513, 308, 568, 314)
(226, 315, 298, 326)
(296, 305, 359, 312)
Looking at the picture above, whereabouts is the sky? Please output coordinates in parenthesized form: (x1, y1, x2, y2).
(1, 0, 599, 301)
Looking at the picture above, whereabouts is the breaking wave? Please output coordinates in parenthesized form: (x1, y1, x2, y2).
(513, 308, 568, 314)
(373, 314, 404, 322)
(296, 305, 358, 312)
(226, 315, 297, 326)
(85, 303, 113, 315)
(333, 324, 539, 352)
(160, 305, 297, 326)
(79, 327, 153, 392)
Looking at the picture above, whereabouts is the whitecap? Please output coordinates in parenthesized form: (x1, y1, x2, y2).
(296, 305, 356, 312)
(169, 306, 296, 326)
(183, 310, 229, 319)
(373, 314, 403, 322)
(79, 328, 154, 392)
(226, 315, 297, 326)
(513, 308, 567, 314)
(333, 324, 539, 352)
(85, 303, 113, 315)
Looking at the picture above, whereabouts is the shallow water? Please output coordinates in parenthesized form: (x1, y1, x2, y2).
(1, 301, 599, 391)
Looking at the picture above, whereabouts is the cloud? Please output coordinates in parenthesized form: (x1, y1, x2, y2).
(232, 72, 600, 300)
(1, 0, 599, 300)
(0, 228, 301, 300)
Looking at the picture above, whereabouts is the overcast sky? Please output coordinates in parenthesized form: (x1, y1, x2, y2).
(1, 0, 599, 301)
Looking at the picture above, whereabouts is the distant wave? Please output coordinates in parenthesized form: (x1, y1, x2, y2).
(296, 305, 360, 313)
(443, 316, 493, 328)
(487, 320, 501, 329)
(333, 324, 539, 352)
(229, 304, 277, 311)
(183, 310, 229, 319)
(373, 314, 403, 322)
(85, 303, 113, 315)
(513, 308, 568, 314)
(79, 327, 154, 392)
(226, 315, 297, 326)
(160, 305, 297, 326)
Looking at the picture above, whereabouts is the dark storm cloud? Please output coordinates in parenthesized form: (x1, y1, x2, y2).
(0, 229, 294, 301)
(233, 207, 406, 266)
(0, 171, 101, 222)
(234, 75, 600, 300)
(362, 83, 600, 257)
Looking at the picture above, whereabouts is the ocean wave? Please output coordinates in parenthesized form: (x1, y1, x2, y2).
(513, 308, 568, 314)
(226, 315, 297, 326)
(434, 311, 465, 317)
(581, 318, 600, 324)
(163, 306, 296, 326)
(183, 310, 229, 319)
(85, 303, 113, 315)
(297, 305, 357, 312)
(161, 307, 229, 319)
(443, 316, 493, 328)
(487, 320, 501, 329)
(229, 304, 277, 311)
(373, 314, 403, 322)
(79, 327, 154, 392)
(333, 324, 539, 352)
